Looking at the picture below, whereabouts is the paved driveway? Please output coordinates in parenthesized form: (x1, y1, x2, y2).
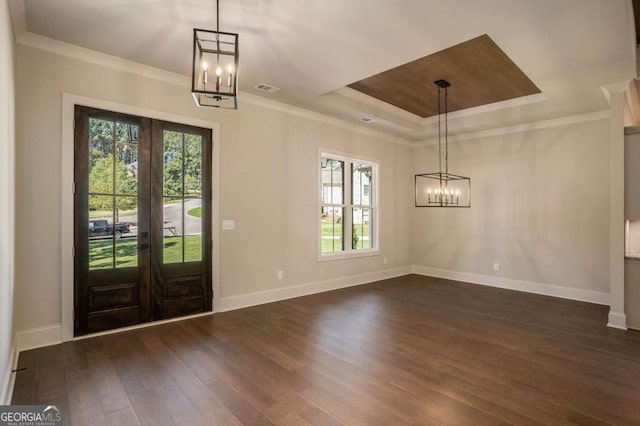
(96, 198, 203, 237)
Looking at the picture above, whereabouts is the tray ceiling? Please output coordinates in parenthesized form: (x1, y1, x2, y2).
(7, 0, 636, 142)
(348, 35, 541, 118)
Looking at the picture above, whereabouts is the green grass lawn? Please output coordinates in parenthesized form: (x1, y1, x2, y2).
(321, 220, 370, 252)
(163, 235, 202, 263)
(89, 235, 202, 269)
(321, 220, 343, 252)
(187, 207, 201, 218)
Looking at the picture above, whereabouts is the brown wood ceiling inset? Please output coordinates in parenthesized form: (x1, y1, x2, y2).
(348, 34, 540, 118)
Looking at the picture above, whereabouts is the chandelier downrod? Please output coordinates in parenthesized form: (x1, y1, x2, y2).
(414, 79, 470, 208)
(191, 0, 239, 109)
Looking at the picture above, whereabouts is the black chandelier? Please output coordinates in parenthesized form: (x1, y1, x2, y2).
(415, 80, 470, 208)
(191, 0, 239, 109)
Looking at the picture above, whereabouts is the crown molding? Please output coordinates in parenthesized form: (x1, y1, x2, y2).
(412, 110, 610, 147)
(333, 86, 547, 127)
(17, 31, 191, 87)
(15, 31, 413, 147)
(421, 93, 547, 126)
(239, 92, 413, 146)
(14, 29, 610, 149)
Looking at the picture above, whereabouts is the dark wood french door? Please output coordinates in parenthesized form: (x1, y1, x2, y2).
(74, 106, 212, 336)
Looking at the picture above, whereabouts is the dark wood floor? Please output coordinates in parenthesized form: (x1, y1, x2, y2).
(12, 274, 640, 425)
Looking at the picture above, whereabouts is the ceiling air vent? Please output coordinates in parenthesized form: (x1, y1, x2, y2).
(255, 83, 280, 94)
(359, 116, 376, 123)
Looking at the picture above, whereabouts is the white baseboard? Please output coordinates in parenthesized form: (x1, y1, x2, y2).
(12, 267, 412, 351)
(216, 266, 413, 312)
(16, 325, 62, 352)
(12, 264, 616, 355)
(15, 312, 218, 349)
(0, 334, 18, 405)
(607, 311, 628, 330)
(412, 265, 610, 306)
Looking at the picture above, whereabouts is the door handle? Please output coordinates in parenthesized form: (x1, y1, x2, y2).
(140, 243, 150, 250)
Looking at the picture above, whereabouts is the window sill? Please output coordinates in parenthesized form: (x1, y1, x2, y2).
(318, 249, 380, 262)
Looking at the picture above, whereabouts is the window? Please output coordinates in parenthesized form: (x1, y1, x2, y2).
(319, 151, 378, 259)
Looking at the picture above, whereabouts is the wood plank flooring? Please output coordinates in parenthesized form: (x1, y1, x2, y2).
(11, 274, 640, 425)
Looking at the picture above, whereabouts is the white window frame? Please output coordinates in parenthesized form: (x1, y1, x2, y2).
(318, 148, 379, 261)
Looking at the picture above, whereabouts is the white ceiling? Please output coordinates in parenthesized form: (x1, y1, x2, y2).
(8, 0, 637, 142)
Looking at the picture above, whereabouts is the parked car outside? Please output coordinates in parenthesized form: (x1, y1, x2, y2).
(89, 219, 131, 239)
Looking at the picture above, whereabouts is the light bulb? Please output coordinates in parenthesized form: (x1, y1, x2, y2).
(202, 62, 208, 86)
(227, 64, 234, 87)
(216, 65, 222, 76)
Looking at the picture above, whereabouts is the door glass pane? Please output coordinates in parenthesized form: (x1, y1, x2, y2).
(321, 206, 344, 253)
(163, 131, 183, 197)
(115, 196, 137, 268)
(89, 118, 114, 194)
(163, 131, 204, 264)
(163, 197, 183, 263)
(321, 157, 343, 204)
(184, 134, 202, 262)
(352, 208, 372, 250)
(185, 134, 202, 197)
(115, 122, 139, 195)
(89, 195, 114, 270)
(352, 163, 372, 206)
(184, 199, 202, 262)
(88, 119, 140, 271)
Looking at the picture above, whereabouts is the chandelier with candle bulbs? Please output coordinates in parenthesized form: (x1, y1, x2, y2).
(415, 80, 470, 208)
(191, 0, 239, 109)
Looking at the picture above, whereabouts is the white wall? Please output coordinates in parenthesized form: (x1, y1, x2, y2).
(13, 44, 413, 332)
(412, 119, 611, 298)
(11, 33, 618, 343)
(0, 0, 16, 404)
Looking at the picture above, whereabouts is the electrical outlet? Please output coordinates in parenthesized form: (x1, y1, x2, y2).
(277, 270, 283, 280)
(493, 262, 500, 272)
(383, 257, 388, 264)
